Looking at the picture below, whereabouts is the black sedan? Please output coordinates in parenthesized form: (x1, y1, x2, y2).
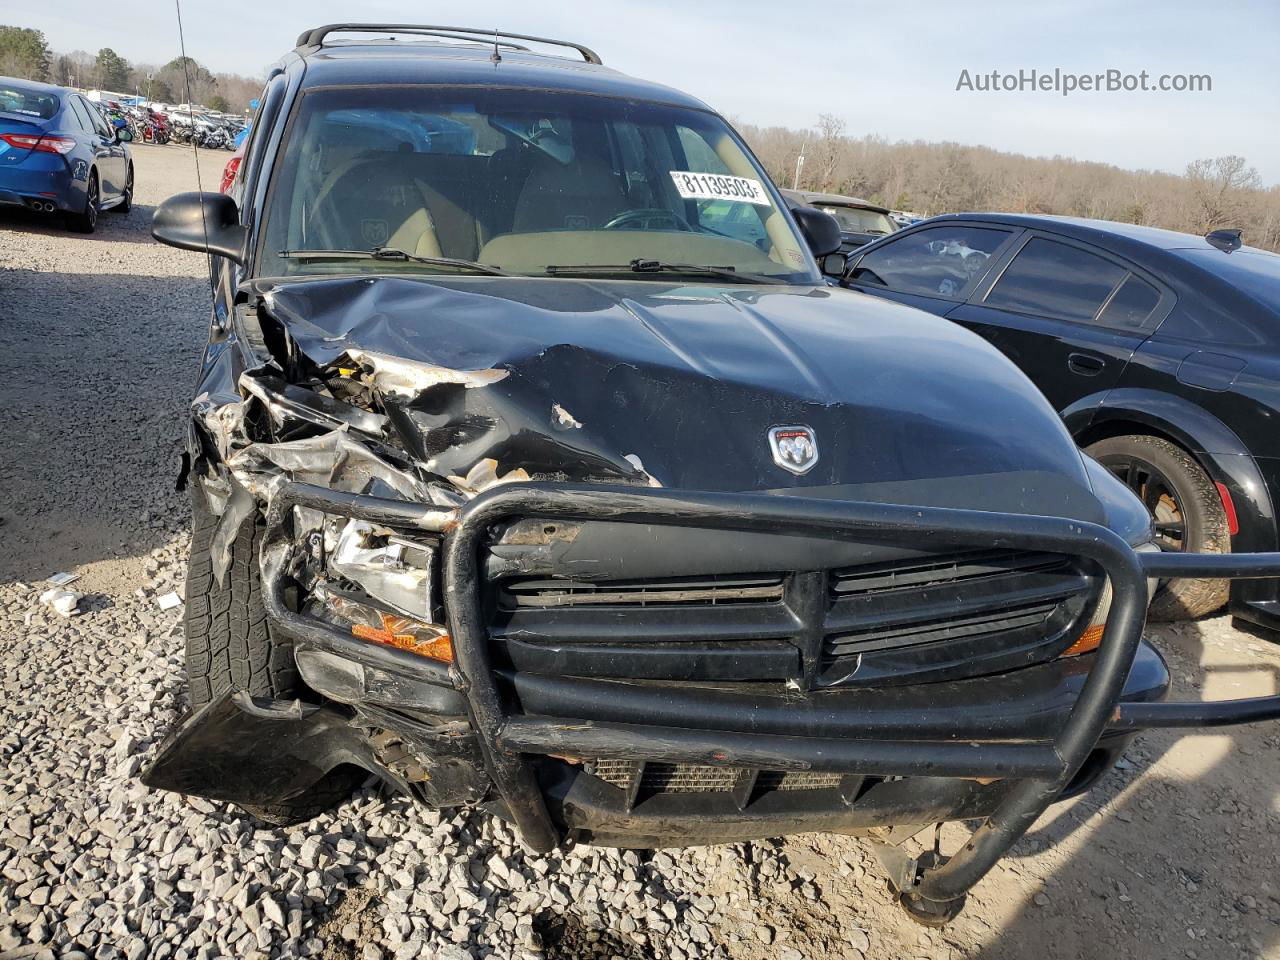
(841, 213, 1280, 626)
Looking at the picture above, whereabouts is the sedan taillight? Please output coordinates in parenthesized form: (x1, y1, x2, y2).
(0, 133, 78, 155)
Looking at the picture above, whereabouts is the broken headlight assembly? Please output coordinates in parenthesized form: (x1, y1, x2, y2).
(304, 513, 453, 663)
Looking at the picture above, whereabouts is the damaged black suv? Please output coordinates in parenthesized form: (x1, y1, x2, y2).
(145, 24, 1280, 923)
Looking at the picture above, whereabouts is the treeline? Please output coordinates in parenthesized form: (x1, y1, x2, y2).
(741, 115, 1280, 252)
(0, 25, 263, 113)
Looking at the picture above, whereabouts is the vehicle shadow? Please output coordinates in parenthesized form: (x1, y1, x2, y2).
(959, 618, 1280, 960)
(0, 268, 206, 587)
(0, 203, 160, 244)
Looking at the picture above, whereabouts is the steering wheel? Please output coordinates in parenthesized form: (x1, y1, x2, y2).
(604, 208, 693, 232)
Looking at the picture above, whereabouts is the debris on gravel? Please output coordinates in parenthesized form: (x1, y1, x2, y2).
(1, 145, 1279, 960)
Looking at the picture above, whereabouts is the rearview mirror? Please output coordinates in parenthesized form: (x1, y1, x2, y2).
(152, 191, 247, 264)
(116, 126, 133, 143)
(821, 252, 848, 277)
(789, 205, 842, 258)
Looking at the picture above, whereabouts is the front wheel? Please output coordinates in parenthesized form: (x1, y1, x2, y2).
(111, 164, 133, 214)
(184, 485, 362, 823)
(1087, 435, 1231, 620)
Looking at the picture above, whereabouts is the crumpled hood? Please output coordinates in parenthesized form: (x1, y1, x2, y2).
(258, 275, 1101, 519)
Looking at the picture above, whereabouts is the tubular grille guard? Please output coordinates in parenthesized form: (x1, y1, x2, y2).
(272, 480, 1280, 906)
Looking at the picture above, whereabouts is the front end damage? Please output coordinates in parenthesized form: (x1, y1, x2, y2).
(146, 277, 1280, 921)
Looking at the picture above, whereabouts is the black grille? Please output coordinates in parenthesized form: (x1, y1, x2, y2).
(830, 549, 1071, 597)
(824, 600, 1058, 659)
(821, 549, 1090, 683)
(490, 549, 1093, 686)
(499, 573, 785, 609)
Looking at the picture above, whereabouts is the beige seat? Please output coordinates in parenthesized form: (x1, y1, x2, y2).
(511, 139, 628, 233)
(305, 153, 483, 258)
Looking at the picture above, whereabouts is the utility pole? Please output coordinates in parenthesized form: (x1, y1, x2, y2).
(792, 135, 808, 190)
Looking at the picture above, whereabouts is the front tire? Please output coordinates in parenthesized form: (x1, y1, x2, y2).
(111, 164, 133, 214)
(185, 485, 361, 823)
(1088, 435, 1231, 620)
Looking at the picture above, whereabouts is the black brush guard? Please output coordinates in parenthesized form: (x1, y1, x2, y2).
(276, 480, 1280, 909)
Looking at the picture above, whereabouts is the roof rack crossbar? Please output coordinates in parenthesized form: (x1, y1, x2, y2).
(398, 31, 533, 53)
(296, 23, 602, 64)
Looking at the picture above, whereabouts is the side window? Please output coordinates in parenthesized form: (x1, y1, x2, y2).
(1097, 274, 1161, 329)
(849, 226, 1012, 299)
(80, 98, 112, 138)
(65, 97, 92, 132)
(985, 237, 1127, 323)
(240, 77, 287, 208)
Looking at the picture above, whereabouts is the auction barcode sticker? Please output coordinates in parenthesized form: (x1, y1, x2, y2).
(670, 171, 772, 206)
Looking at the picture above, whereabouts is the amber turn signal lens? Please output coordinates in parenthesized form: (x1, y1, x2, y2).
(1061, 622, 1105, 658)
(352, 612, 454, 662)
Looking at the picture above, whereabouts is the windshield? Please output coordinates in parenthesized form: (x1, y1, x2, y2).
(1175, 247, 1280, 305)
(0, 82, 59, 121)
(259, 86, 816, 282)
(819, 204, 896, 236)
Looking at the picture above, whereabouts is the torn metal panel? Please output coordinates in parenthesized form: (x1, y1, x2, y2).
(344, 348, 509, 398)
(227, 430, 431, 503)
(209, 478, 257, 585)
(239, 369, 390, 437)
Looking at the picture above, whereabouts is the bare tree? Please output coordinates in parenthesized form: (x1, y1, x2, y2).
(812, 114, 847, 192)
(1185, 155, 1262, 230)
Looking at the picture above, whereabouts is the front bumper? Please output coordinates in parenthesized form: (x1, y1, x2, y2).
(145, 480, 1280, 906)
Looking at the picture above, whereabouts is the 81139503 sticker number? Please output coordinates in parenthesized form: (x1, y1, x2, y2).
(669, 170, 772, 206)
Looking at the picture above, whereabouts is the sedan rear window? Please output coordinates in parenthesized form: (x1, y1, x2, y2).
(985, 238, 1126, 322)
(1097, 274, 1161, 328)
(0, 83, 59, 120)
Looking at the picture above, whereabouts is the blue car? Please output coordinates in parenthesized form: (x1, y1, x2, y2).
(0, 77, 133, 233)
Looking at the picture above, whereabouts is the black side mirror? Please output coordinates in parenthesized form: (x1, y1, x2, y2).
(153, 191, 247, 264)
(116, 126, 133, 143)
(821, 252, 848, 277)
(790, 205, 842, 258)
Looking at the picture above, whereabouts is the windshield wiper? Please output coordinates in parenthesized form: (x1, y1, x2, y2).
(277, 248, 510, 276)
(544, 258, 775, 284)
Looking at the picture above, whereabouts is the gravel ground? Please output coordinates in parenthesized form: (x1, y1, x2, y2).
(1, 144, 1279, 960)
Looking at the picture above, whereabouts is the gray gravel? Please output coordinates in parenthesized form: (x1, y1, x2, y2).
(2, 144, 1279, 960)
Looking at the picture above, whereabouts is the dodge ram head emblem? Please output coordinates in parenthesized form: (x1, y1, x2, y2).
(768, 425, 819, 475)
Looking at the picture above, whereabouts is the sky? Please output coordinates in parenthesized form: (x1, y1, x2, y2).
(10, 0, 1280, 184)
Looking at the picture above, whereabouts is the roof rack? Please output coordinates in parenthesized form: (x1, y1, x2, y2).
(295, 24, 603, 65)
